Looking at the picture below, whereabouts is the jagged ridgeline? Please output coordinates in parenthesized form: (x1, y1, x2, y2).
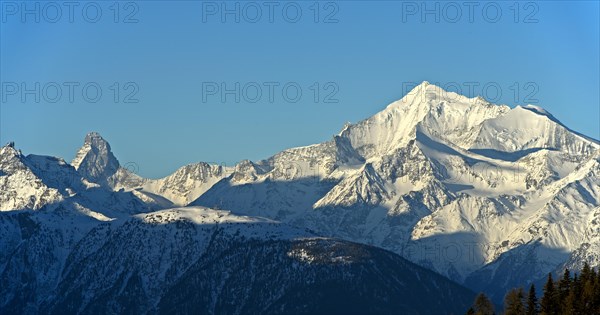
(1, 81, 599, 313)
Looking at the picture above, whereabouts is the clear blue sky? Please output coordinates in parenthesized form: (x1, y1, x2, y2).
(1, 1, 599, 178)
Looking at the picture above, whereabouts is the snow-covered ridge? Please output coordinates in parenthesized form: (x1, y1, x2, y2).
(188, 81, 599, 301)
(137, 206, 279, 225)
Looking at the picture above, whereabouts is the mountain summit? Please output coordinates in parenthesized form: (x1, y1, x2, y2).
(71, 132, 120, 186)
(189, 82, 599, 301)
(339, 82, 511, 158)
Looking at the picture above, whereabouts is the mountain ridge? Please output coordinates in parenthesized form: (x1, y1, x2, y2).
(1, 81, 598, 307)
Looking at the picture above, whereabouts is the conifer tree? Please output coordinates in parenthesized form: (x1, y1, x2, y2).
(504, 287, 526, 315)
(581, 262, 592, 284)
(490, 263, 600, 315)
(581, 268, 595, 314)
(565, 273, 582, 315)
(595, 270, 600, 314)
(564, 284, 578, 315)
(472, 293, 495, 315)
(526, 284, 539, 315)
(557, 268, 570, 312)
(540, 273, 558, 315)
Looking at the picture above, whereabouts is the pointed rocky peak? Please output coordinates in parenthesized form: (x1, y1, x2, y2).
(231, 159, 261, 183)
(357, 163, 391, 198)
(168, 162, 226, 182)
(72, 132, 120, 185)
(234, 159, 258, 172)
(72, 132, 114, 167)
(314, 163, 390, 208)
(85, 132, 109, 148)
(176, 162, 211, 174)
(338, 122, 352, 136)
(0, 143, 68, 211)
(1, 141, 21, 157)
(0, 141, 26, 174)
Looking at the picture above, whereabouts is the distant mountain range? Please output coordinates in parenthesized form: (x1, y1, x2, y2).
(2, 81, 598, 313)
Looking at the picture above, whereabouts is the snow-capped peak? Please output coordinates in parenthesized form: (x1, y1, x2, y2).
(71, 132, 120, 185)
(84, 132, 108, 146)
(0, 142, 26, 176)
(390, 81, 489, 111)
(1, 142, 21, 157)
(339, 81, 509, 158)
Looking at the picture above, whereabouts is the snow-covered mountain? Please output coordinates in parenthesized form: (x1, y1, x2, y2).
(70, 132, 233, 207)
(36, 207, 472, 315)
(190, 81, 599, 301)
(0, 140, 155, 217)
(0, 130, 475, 314)
(1, 80, 598, 311)
(0, 202, 475, 314)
